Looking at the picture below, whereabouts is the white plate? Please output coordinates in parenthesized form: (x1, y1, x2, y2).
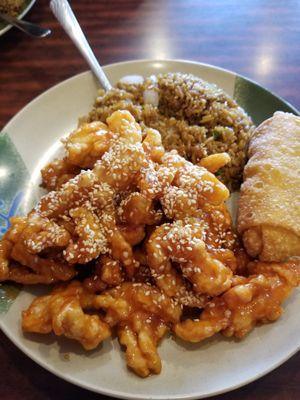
(0, 0, 36, 36)
(0, 59, 299, 400)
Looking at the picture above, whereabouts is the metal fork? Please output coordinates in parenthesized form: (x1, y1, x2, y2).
(0, 12, 51, 37)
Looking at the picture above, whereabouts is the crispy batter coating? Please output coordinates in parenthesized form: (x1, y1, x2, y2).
(147, 219, 233, 307)
(63, 121, 114, 168)
(161, 151, 230, 209)
(138, 150, 230, 221)
(23, 281, 182, 377)
(117, 192, 162, 226)
(22, 281, 111, 349)
(199, 153, 231, 173)
(174, 259, 300, 342)
(0, 238, 12, 280)
(0, 217, 75, 284)
(95, 282, 182, 376)
(2, 109, 295, 379)
(41, 158, 81, 191)
(41, 113, 165, 191)
(21, 214, 71, 254)
(41, 110, 144, 192)
(142, 127, 165, 163)
(1, 111, 149, 283)
(83, 256, 124, 293)
(2, 110, 233, 286)
(63, 206, 107, 264)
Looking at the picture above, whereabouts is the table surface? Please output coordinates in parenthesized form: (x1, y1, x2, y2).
(0, 0, 299, 399)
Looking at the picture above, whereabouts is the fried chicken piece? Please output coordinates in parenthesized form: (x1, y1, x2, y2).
(0, 110, 234, 287)
(199, 153, 231, 173)
(38, 137, 146, 220)
(98, 256, 124, 286)
(0, 217, 27, 280)
(118, 224, 146, 246)
(63, 206, 108, 264)
(42, 113, 165, 191)
(62, 112, 143, 170)
(63, 121, 114, 168)
(106, 229, 138, 277)
(1, 111, 149, 283)
(22, 281, 111, 349)
(147, 219, 233, 307)
(0, 239, 13, 280)
(118, 322, 167, 377)
(23, 281, 182, 377)
(142, 127, 165, 163)
(174, 259, 300, 342)
(138, 159, 176, 200)
(132, 249, 155, 285)
(137, 150, 229, 220)
(117, 192, 162, 226)
(20, 214, 71, 254)
(107, 109, 142, 141)
(196, 203, 239, 272)
(41, 158, 81, 191)
(0, 217, 75, 284)
(83, 256, 124, 293)
(160, 151, 230, 218)
(94, 282, 182, 377)
(37, 111, 145, 221)
(11, 243, 76, 284)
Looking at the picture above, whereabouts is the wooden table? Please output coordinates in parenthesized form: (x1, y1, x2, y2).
(0, 0, 299, 399)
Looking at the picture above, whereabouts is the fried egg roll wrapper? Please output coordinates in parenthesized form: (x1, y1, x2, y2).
(237, 111, 300, 262)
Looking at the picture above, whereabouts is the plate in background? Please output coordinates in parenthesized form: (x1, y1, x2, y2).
(0, 0, 36, 36)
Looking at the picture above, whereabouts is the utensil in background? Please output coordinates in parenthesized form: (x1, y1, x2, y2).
(50, 0, 112, 91)
(0, 12, 51, 38)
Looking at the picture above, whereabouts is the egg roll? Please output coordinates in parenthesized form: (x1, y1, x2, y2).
(237, 111, 300, 262)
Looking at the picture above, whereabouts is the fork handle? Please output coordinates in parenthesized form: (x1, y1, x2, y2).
(50, 0, 112, 91)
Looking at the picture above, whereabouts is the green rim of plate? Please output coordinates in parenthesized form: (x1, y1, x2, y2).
(233, 75, 299, 125)
(0, 132, 28, 313)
